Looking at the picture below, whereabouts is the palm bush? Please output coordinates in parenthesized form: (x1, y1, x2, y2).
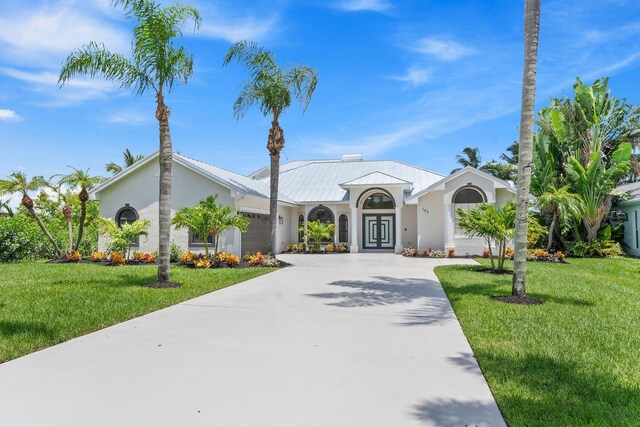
(98, 217, 150, 260)
(456, 202, 517, 272)
(301, 220, 335, 251)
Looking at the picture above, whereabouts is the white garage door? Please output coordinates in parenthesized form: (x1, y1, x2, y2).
(240, 212, 270, 255)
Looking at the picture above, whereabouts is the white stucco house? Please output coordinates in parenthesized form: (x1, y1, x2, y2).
(91, 152, 516, 255)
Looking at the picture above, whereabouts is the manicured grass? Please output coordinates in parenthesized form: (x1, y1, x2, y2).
(0, 262, 274, 363)
(435, 258, 640, 426)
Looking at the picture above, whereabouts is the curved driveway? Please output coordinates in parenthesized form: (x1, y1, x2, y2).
(0, 254, 504, 427)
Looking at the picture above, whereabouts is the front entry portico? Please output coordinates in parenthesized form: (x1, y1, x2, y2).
(362, 214, 395, 250)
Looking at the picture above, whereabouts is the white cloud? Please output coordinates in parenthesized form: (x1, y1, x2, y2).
(199, 15, 279, 43)
(412, 37, 475, 61)
(108, 109, 154, 126)
(0, 109, 20, 121)
(334, 0, 392, 12)
(389, 67, 430, 87)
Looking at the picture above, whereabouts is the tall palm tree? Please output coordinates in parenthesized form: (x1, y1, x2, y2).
(106, 148, 145, 175)
(59, 0, 200, 286)
(0, 199, 14, 217)
(536, 186, 583, 250)
(512, 0, 541, 297)
(223, 41, 318, 254)
(58, 167, 104, 251)
(0, 172, 63, 257)
(451, 147, 481, 173)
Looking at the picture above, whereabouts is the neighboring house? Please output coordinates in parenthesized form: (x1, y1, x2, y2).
(615, 182, 640, 256)
(91, 152, 515, 255)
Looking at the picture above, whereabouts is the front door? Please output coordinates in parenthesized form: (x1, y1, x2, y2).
(362, 214, 395, 249)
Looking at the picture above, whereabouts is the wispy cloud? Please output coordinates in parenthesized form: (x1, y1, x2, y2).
(199, 15, 279, 43)
(0, 109, 20, 121)
(412, 37, 475, 61)
(334, 0, 392, 12)
(108, 109, 154, 126)
(389, 67, 430, 87)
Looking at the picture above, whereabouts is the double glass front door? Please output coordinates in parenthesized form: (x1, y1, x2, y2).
(362, 214, 395, 249)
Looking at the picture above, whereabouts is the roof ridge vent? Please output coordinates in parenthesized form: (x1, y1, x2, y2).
(342, 154, 363, 162)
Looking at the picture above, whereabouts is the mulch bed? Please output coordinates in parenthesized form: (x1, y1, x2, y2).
(48, 258, 290, 269)
(491, 295, 544, 305)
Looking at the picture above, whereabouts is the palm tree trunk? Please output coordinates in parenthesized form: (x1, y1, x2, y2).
(512, 0, 541, 297)
(547, 212, 557, 251)
(22, 195, 63, 257)
(156, 91, 173, 284)
(267, 118, 285, 255)
(74, 188, 88, 251)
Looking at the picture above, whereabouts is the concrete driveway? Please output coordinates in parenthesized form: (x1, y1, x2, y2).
(0, 254, 504, 427)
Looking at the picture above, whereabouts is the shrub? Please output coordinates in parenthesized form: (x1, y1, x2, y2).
(248, 252, 264, 266)
(66, 250, 81, 262)
(447, 248, 455, 258)
(505, 247, 514, 260)
(337, 244, 348, 253)
(170, 241, 182, 262)
(194, 257, 211, 269)
(287, 244, 295, 252)
(262, 257, 280, 267)
(110, 252, 125, 265)
(241, 253, 253, 262)
(91, 251, 106, 261)
(225, 254, 240, 267)
(298, 243, 306, 252)
(482, 249, 491, 258)
(402, 247, 419, 257)
(326, 243, 335, 253)
(568, 240, 624, 258)
(428, 250, 446, 258)
(531, 249, 564, 263)
(215, 251, 229, 265)
(179, 251, 195, 264)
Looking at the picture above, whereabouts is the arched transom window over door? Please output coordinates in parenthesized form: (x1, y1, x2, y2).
(453, 187, 486, 236)
(362, 193, 394, 209)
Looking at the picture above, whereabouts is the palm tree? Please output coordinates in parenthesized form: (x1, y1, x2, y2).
(0, 172, 63, 257)
(301, 220, 335, 251)
(223, 41, 318, 255)
(201, 196, 249, 259)
(451, 147, 481, 173)
(171, 204, 214, 258)
(58, 167, 104, 251)
(59, 0, 200, 286)
(106, 148, 145, 175)
(536, 186, 583, 250)
(0, 199, 14, 217)
(512, 0, 541, 297)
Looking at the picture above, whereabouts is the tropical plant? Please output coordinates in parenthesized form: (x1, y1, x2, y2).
(223, 41, 318, 254)
(248, 252, 264, 266)
(57, 167, 103, 251)
(98, 217, 150, 260)
(105, 148, 145, 175)
(202, 196, 249, 259)
(512, 0, 541, 297)
(0, 199, 14, 217)
(567, 239, 624, 258)
(110, 251, 126, 265)
(301, 220, 335, 251)
(59, 0, 200, 286)
(535, 185, 583, 250)
(0, 172, 63, 257)
(457, 202, 517, 273)
(91, 251, 106, 261)
(171, 203, 215, 258)
(452, 147, 481, 173)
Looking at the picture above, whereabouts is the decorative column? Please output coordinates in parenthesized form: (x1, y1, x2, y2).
(444, 203, 454, 249)
(395, 205, 403, 254)
(350, 206, 359, 253)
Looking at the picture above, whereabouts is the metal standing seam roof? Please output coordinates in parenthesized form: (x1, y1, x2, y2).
(617, 181, 640, 204)
(340, 171, 412, 187)
(262, 160, 444, 203)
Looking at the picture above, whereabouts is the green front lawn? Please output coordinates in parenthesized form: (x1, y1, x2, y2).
(0, 262, 274, 363)
(435, 258, 640, 426)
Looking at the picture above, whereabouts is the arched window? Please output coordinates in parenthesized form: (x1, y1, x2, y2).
(115, 204, 140, 246)
(116, 204, 138, 227)
(453, 187, 486, 236)
(298, 214, 305, 242)
(363, 193, 394, 209)
(339, 214, 348, 243)
(308, 206, 334, 242)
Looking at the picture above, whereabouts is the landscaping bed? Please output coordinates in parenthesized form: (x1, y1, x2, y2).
(0, 262, 276, 363)
(434, 257, 640, 426)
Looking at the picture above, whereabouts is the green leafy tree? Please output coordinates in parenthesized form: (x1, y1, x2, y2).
(223, 41, 318, 255)
(457, 202, 516, 273)
(536, 185, 583, 250)
(106, 148, 145, 175)
(57, 167, 103, 251)
(59, 0, 200, 285)
(301, 220, 335, 251)
(0, 172, 63, 257)
(512, 0, 541, 297)
(98, 217, 150, 259)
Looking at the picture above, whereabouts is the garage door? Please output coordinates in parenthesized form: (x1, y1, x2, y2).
(240, 212, 270, 255)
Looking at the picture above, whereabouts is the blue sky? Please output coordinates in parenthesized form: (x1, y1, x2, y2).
(1, 0, 639, 189)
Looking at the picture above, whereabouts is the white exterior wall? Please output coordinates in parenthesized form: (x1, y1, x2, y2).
(416, 191, 445, 251)
(401, 204, 417, 248)
(620, 204, 640, 256)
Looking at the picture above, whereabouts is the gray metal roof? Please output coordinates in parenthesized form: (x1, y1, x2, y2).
(264, 159, 444, 203)
(617, 181, 640, 204)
